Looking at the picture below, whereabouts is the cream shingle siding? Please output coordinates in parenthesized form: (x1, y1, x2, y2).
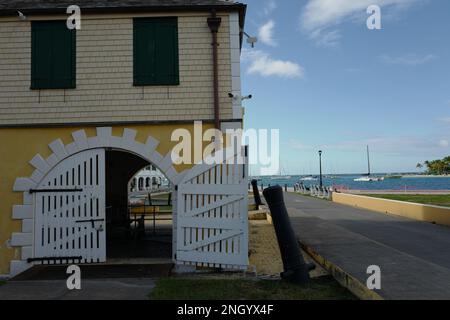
(0, 13, 236, 125)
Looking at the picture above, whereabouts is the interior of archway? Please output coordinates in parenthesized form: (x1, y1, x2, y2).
(105, 149, 173, 262)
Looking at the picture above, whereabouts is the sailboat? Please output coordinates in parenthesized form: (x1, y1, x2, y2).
(271, 175, 292, 180)
(354, 146, 384, 182)
(271, 164, 291, 180)
(299, 176, 318, 181)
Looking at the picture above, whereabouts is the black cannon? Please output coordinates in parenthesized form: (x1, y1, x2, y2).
(263, 185, 315, 285)
(251, 179, 263, 210)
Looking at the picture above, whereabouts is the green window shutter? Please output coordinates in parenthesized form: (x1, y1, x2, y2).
(31, 21, 76, 89)
(31, 23, 53, 89)
(134, 18, 179, 86)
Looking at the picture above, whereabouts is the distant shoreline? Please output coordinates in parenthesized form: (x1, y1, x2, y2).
(252, 174, 450, 178)
(346, 190, 450, 195)
(401, 175, 450, 179)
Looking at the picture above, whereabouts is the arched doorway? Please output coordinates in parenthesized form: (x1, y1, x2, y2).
(10, 127, 249, 277)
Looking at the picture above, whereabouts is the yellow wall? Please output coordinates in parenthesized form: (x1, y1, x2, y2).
(333, 193, 450, 226)
(0, 123, 216, 274)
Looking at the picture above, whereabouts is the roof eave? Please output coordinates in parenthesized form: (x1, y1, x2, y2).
(0, 3, 248, 48)
(0, 4, 247, 17)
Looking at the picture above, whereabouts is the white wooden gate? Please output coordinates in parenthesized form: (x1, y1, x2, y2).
(176, 147, 249, 270)
(33, 149, 106, 264)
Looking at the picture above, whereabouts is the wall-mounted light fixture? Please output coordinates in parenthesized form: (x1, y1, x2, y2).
(243, 31, 257, 48)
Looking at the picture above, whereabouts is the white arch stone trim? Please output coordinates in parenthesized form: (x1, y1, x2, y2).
(9, 127, 187, 277)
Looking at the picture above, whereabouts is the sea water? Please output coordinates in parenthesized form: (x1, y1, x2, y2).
(254, 175, 450, 191)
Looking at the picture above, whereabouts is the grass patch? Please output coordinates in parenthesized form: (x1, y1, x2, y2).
(0, 280, 6, 286)
(364, 194, 450, 208)
(149, 276, 356, 300)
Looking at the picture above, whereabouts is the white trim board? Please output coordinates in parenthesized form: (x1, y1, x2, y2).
(229, 12, 243, 120)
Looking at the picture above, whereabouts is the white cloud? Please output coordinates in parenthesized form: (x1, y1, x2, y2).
(320, 136, 450, 155)
(258, 20, 277, 46)
(381, 53, 436, 66)
(287, 139, 313, 150)
(440, 117, 450, 124)
(288, 136, 450, 155)
(242, 49, 304, 78)
(439, 139, 449, 148)
(262, 0, 277, 16)
(300, 0, 425, 46)
(310, 29, 341, 47)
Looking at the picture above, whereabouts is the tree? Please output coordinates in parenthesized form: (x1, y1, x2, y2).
(422, 156, 450, 175)
(416, 163, 423, 170)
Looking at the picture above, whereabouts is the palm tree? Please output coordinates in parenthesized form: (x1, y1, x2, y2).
(417, 158, 450, 175)
(424, 161, 431, 174)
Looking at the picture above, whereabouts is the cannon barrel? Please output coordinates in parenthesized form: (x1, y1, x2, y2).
(263, 185, 315, 285)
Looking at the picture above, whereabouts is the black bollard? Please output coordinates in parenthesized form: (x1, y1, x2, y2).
(251, 179, 263, 210)
(263, 185, 314, 285)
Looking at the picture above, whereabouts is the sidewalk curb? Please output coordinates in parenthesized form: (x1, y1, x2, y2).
(299, 241, 384, 301)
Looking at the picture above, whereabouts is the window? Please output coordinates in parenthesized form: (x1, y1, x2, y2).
(133, 17, 179, 86)
(31, 21, 76, 89)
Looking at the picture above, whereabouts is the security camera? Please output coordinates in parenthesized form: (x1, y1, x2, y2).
(228, 93, 253, 102)
(17, 11, 26, 20)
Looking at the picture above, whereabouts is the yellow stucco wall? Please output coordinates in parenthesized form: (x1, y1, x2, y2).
(332, 193, 450, 226)
(0, 123, 217, 275)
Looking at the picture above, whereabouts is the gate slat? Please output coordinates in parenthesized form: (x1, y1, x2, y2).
(176, 146, 249, 270)
(33, 149, 106, 264)
(179, 184, 245, 196)
(178, 217, 244, 230)
(183, 195, 242, 218)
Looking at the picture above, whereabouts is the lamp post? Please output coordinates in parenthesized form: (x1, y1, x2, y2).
(318, 150, 323, 188)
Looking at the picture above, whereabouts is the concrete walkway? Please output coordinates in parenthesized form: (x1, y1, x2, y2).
(0, 278, 155, 300)
(284, 193, 450, 300)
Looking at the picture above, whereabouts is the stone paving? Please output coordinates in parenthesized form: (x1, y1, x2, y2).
(284, 192, 450, 300)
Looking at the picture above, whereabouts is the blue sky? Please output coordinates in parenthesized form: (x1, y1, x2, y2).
(241, 0, 450, 175)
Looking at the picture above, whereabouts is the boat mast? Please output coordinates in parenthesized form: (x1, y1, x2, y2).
(367, 145, 371, 176)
